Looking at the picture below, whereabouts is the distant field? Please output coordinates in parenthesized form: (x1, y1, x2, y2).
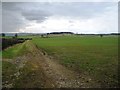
(32, 35, 118, 87)
(2, 35, 119, 87)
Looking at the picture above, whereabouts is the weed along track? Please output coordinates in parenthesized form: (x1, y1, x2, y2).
(2, 41, 98, 88)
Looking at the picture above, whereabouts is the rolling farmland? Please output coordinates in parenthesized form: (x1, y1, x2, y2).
(2, 35, 119, 88)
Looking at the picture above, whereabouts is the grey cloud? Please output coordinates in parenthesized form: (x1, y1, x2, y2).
(0, 2, 1, 33)
(22, 9, 52, 23)
(118, 2, 120, 32)
(2, 2, 21, 11)
(2, 2, 52, 32)
(2, 2, 117, 33)
(48, 2, 117, 18)
(2, 2, 27, 32)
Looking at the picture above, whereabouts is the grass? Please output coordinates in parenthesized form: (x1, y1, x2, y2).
(32, 35, 118, 87)
(2, 35, 119, 87)
(2, 61, 17, 86)
(2, 42, 28, 59)
(2, 41, 46, 88)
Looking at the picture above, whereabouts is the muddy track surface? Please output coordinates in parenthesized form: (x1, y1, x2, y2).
(3, 41, 99, 88)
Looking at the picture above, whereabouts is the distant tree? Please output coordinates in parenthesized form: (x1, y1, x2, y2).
(15, 33, 18, 38)
(100, 34, 103, 37)
(46, 33, 49, 38)
(41, 34, 44, 38)
(2, 33, 5, 37)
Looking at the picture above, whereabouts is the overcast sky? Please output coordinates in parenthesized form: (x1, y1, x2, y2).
(2, 1, 118, 34)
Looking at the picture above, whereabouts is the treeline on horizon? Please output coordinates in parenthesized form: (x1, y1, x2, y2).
(0, 32, 120, 36)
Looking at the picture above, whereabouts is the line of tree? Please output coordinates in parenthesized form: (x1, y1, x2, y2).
(1, 33, 18, 38)
(49, 32, 74, 34)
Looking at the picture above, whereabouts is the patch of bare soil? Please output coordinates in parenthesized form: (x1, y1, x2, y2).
(3, 41, 100, 88)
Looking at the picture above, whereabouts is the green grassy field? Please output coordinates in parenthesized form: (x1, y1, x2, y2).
(32, 35, 118, 87)
(2, 35, 119, 87)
